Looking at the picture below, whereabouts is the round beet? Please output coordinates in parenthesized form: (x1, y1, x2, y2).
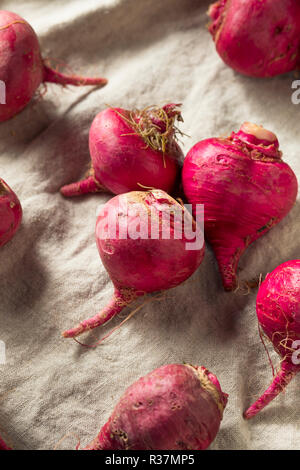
(83, 364, 228, 450)
(208, 0, 300, 78)
(0, 10, 107, 122)
(63, 190, 204, 338)
(0, 178, 22, 248)
(60, 104, 183, 197)
(244, 260, 300, 419)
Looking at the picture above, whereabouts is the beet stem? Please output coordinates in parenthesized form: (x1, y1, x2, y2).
(243, 361, 297, 419)
(62, 288, 139, 338)
(43, 65, 107, 87)
(60, 175, 106, 197)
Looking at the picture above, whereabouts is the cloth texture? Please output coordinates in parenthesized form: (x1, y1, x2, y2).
(0, 0, 299, 450)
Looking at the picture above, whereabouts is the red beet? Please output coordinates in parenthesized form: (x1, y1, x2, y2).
(0, 435, 11, 451)
(182, 122, 298, 290)
(60, 104, 183, 197)
(244, 260, 300, 419)
(208, 0, 300, 78)
(83, 364, 228, 450)
(0, 10, 107, 122)
(63, 190, 204, 339)
(0, 178, 22, 248)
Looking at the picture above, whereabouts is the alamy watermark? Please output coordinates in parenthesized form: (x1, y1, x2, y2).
(96, 202, 204, 251)
(0, 80, 6, 104)
(291, 80, 300, 104)
(0, 341, 6, 364)
(292, 340, 300, 365)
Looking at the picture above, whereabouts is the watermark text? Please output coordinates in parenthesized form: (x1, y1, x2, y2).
(292, 340, 300, 365)
(0, 80, 6, 104)
(0, 341, 6, 365)
(96, 201, 204, 251)
(291, 80, 300, 104)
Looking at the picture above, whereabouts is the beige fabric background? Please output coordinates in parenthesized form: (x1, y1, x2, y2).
(0, 0, 299, 450)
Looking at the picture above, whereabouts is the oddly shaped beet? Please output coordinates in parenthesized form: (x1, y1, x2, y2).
(182, 122, 298, 290)
(244, 260, 300, 419)
(0, 178, 22, 248)
(0, 10, 107, 122)
(60, 104, 183, 197)
(208, 0, 300, 77)
(63, 190, 204, 338)
(83, 364, 228, 450)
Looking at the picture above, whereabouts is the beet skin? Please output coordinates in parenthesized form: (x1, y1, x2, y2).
(244, 260, 300, 419)
(182, 122, 298, 290)
(208, 0, 300, 77)
(84, 364, 228, 450)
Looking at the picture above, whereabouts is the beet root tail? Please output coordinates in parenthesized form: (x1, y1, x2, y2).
(212, 240, 245, 291)
(43, 65, 108, 87)
(243, 362, 297, 419)
(62, 288, 139, 339)
(83, 423, 114, 450)
(60, 175, 107, 198)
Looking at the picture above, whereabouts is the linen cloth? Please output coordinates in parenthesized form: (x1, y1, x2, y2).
(0, 0, 299, 450)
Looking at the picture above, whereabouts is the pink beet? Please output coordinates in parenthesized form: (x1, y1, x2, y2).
(244, 260, 300, 419)
(0, 435, 11, 451)
(83, 364, 228, 450)
(208, 0, 300, 77)
(60, 104, 183, 197)
(63, 189, 204, 338)
(182, 122, 298, 290)
(0, 178, 22, 248)
(0, 10, 107, 122)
